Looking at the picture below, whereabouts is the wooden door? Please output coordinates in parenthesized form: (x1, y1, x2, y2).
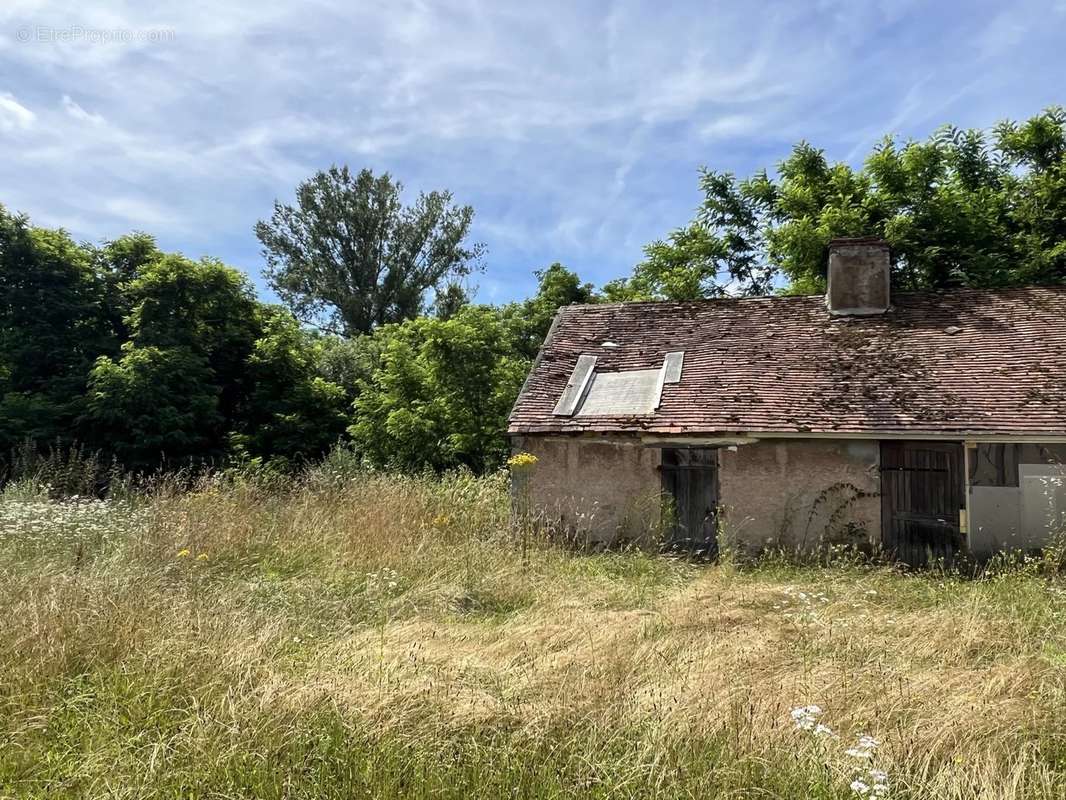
(880, 441, 965, 566)
(661, 448, 718, 557)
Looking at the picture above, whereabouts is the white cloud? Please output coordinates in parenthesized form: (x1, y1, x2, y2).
(102, 196, 172, 227)
(0, 91, 35, 130)
(0, 0, 1062, 298)
(61, 94, 104, 124)
(977, 11, 1028, 58)
(700, 114, 761, 141)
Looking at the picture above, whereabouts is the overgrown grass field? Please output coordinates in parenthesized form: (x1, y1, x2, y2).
(1, 462, 1065, 798)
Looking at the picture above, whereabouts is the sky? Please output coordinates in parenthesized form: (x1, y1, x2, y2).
(1, 0, 1065, 305)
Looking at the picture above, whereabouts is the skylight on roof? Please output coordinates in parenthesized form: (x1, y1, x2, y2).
(575, 369, 661, 416)
(552, 351, 686, 417)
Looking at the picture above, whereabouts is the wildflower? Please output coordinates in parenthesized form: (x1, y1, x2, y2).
(850, 779, 870, 795)
(790, 704, 823, 731)
(177, 549, 190, 558)
(813, 723, 835, 738)
(846, 735, 881, 759)
(366, 567, 403, 596)
(196, 552, 208, 561)
(859, 768, 890, 797)
(506, 452, 539, 470)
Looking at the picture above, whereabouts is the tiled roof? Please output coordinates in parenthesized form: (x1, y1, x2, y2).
(508, 287, 1066, 437)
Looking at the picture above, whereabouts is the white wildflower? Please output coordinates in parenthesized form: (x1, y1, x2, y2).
(366, 566, 403, 598)
(790, 704, 823, 731)
(850, 779, 870, 795)
(846, 734, 881, 759)
(867, 768, 889, 796)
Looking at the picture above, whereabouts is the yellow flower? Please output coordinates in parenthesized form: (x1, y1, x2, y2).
(507, 452, 539, 470)
(196, 553, 208, 561)
(432, 514, 452, 528)
(177, 549, 191, 558)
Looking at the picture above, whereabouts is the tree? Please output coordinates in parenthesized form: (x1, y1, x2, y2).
(91, 232, 164, 342)
(126, 254, 262, 420)
(618, 107, 1066, 297)
(85, 255, 262, 469)
(503, 263, 599, 359)
(0, 206, 116, 450)
(86, 344, 222, 471)
(229, 307, 348, 467)
(349, 306, 528, 473)
(431, 281, 471, 320)
(98, 232, 162, 284)
(256, 166, 483, 336)
(0, 207, 374, 474)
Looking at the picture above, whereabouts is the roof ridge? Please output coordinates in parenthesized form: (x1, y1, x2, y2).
(561, 284, 1066, 313)
(510, 283, 1066, 436)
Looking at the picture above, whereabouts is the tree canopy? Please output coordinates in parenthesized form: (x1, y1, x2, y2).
(0, 199, 592, 475)
(350, 306, 528, 473)
(609, 107, 1066, 299)
(502, 262, 599, 360)
(0, 209, 117, 451)
(5, 110, 1066, 477)
(256, 166, 483, 337)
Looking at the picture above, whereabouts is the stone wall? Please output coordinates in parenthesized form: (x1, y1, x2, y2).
(513, 435, 883, 551)
(718, 439, 882, 551)
(510, 435, 662, 546)
(512, 435, 1066, 556)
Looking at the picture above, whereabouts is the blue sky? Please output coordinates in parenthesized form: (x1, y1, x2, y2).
(1, 1, 1065, 305)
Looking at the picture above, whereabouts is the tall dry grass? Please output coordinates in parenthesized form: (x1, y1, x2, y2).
(0, 463, 1064, 798)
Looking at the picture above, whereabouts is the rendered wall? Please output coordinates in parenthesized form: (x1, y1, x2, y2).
(513, 435, 882, 551)
(717, 439, 882, 550)
(510, 435, 662, 546)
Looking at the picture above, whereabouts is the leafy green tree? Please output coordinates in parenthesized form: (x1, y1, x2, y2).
(619, 107, 1066, 297)
(350, 306, 528, 472)
(431, 281, 472, 320)
(503, 263, 599, 359)
(229, 308, 348, 467)
(256, 166, 483, 336)
(0, 206, 116, 450)
(315, 334, 386, 401)
(124, 254, 262, 419)
(98, 232, 162, 284)
(1, 208, 369, 474)
(85, 255, 261, 469)
(86, 345, 222, 471)
(91, 232, 164, 340)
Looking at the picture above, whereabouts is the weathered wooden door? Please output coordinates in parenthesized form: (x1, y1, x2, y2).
(661, 448, 718, 557)
(880, 441, 965, 566)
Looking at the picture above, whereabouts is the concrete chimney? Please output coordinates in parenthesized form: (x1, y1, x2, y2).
(825, 237, 891, 316)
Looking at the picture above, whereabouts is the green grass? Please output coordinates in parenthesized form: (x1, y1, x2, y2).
(1, 470, 1065, 798)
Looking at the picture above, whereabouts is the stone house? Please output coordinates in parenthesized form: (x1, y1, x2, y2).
(507, 238, 1066, 565)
